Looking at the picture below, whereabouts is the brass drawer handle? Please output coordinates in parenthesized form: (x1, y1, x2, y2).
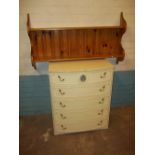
(59, 102, 66, 108)
(100, 72, 107, 79)
(60, 113, 67, 119)
(58, 75, 64, 81)
(61, 124, 67, 130)
(59, 89, 65, 95)
(98, 109, 103, 115)
(80, 74, 86, 82)
(99, 86, 105, 92)
(97, 120, 103, 126)
(99, 98, 104, 104)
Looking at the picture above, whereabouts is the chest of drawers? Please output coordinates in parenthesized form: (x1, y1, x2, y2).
(49, 60, 114, 135)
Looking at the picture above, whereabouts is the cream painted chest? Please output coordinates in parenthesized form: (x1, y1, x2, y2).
(49, 60, 114, 135)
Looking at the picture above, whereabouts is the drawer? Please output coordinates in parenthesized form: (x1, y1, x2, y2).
(50, 69, 113, 85)
(53, 106, 110, 124)
(51, 81, 112, 97)
(52, 95, 111, 111)
(53, 116, 109, 135)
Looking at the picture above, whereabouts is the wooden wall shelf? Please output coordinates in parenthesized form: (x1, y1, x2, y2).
(27, 12, 127, 69)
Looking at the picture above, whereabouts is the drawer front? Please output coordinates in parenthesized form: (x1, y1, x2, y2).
(52, 95, 111, 111)
(53, 106, 110, 123)
(50, 69, 113, 85)
(51, 81, 112, 97)
(53, 116, 109, 135)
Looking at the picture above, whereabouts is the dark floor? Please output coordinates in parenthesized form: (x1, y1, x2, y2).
(19, 106, 135, 155)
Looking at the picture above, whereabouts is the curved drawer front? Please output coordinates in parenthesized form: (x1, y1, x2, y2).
(50, 69, 113, 85)
(53, 106, 110, 122)
(53, 116, 109, 135)
(52, 81, 112, 97)
(52, 95, 111, 111)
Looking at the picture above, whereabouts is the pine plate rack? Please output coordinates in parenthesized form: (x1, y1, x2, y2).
(27, 12, 127, 69)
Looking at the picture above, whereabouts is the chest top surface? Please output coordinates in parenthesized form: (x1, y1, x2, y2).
(48, 60, 114, 73)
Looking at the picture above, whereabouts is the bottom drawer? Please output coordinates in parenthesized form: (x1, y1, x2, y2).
(53, 118, 109, 135)
(52, 108, 110, 135)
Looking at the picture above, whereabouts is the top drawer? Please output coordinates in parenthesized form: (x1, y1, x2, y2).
(50, 69, 113, 85)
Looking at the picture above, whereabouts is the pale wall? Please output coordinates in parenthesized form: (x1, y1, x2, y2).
(19, 0, 135, 75)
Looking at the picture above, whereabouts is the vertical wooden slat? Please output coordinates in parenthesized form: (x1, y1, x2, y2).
(72, 30, 77, 57)
(54, 30, 60, 58)
(44, 31, 52, 58)
(29, 32, 33, 57)
(85, 29, 94, 57)
(36, 31, 43, 60)
(68, 30, 77, 57)
(99, 29, 104, 56)
(34, 32, 38, 58)
(92, 29, 96, 56)
(59, 30, 69, 58)
(101, 29, 109, 56)
(67, 30, 71, 57)
(109, 29, 115, 56)
(41, 31, 46, 58)
(50, 31, 55, 58)
(95, 29, 101, 56)
(77, 30, 85, 58)
(111, 29, 117, 56)
(30, 32, 38, 59)
(29, 31, 37, 60)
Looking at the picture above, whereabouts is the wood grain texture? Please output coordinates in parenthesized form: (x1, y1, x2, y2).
(27, 12, 127, 69)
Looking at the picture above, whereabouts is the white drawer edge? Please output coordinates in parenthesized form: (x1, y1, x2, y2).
(51, 80, 112, 87)
(50, 68, 114, 74)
